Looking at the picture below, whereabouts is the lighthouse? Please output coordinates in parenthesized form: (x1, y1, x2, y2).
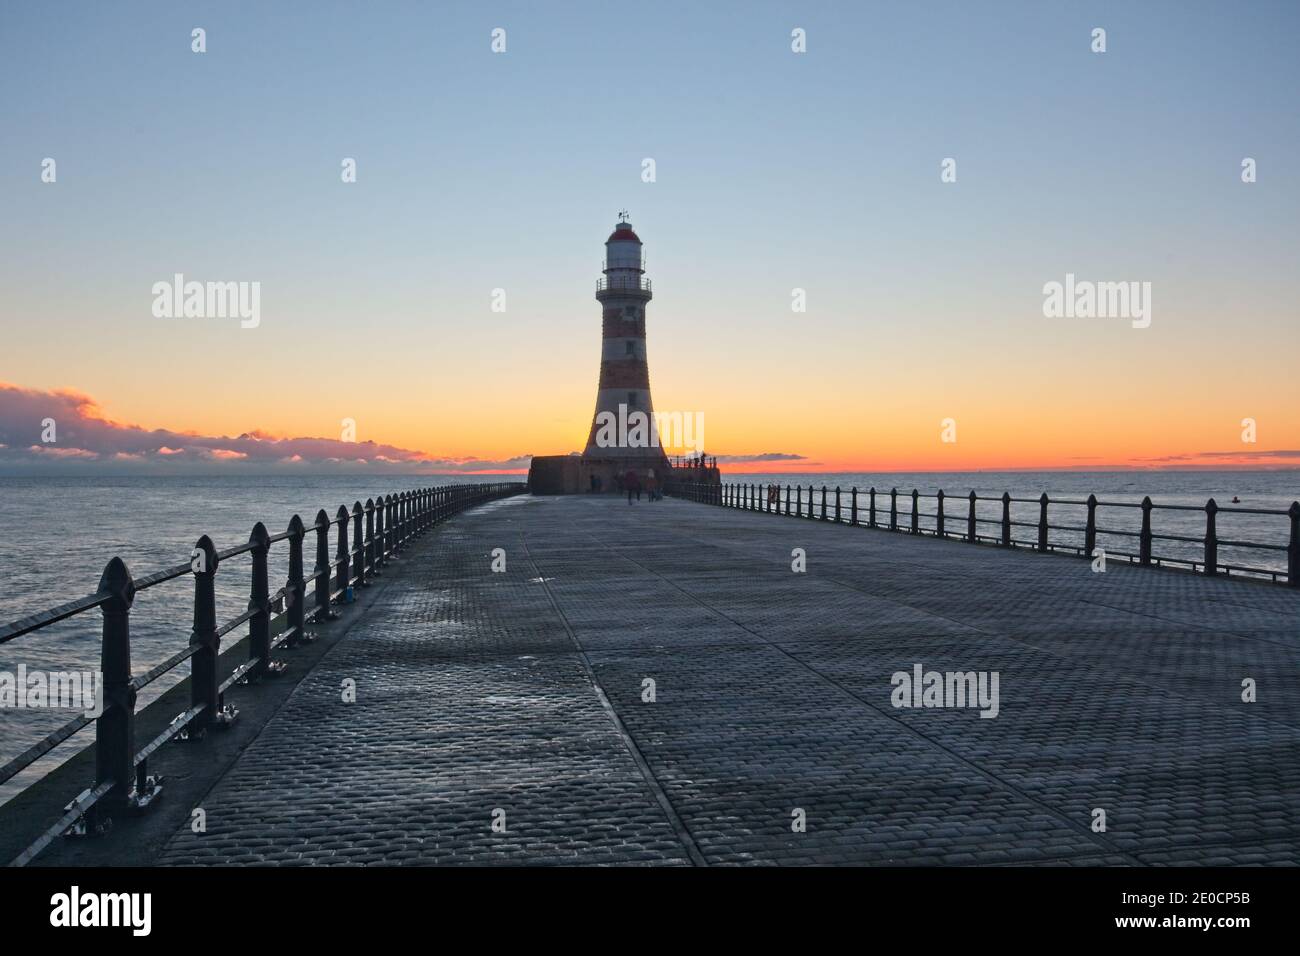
(582, 212, 666, 470)
(525, 214, 718, 494)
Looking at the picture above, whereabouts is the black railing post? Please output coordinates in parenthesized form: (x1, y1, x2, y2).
(364, 498, 375, 577)
(1139, 496, 1153, 566)
(1085, 494, 1097, 557)
(1001, 492, 1011, 546)
(910, 489, 919, 534)
(248, 522, 272, 680)
(784, 484, 791, 516)
(936, 490, 945, 538)
(336, 505, 351, 597)
(1038, 493, 1049, 552)
(94, 556, 136, 825)
(374, 495, 386, 567)
(851, 487, 858, 526)
(351, 502, 364, 585)
(890, 488, 898, 531)
(286, 515, 306, 646)
(795, 485, 801, 518)
(1205, 498, 1218, 576)
(835, 487, 841, 523)
(870, 487, 877, 528)
(820, 486, 827, 521)
(188, 535, 221, 736)
(1289, 502, 1300, 588)
(383, 495, 393, 550)
(314, 510, 337, 620)
(967, 491, 976, 542)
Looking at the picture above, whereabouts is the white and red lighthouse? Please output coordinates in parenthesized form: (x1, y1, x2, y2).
(527, 214, 716, 494)
(577, 213, 669, 481)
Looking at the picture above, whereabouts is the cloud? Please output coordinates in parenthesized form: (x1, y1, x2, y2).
(713, 452, 808, 464)
(0, 382, 531, 474)
(1131, 449, 1300, 465)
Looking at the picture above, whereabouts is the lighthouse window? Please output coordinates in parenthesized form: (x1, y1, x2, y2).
(623, 306, 636, 319)
(625, 341, 634, 355)
(627, 391, 637, 408)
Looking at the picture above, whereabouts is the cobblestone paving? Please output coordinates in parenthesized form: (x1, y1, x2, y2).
(159, 495, 1300, 865)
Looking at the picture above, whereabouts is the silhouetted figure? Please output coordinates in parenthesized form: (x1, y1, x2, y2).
(625, 469, 641, 504)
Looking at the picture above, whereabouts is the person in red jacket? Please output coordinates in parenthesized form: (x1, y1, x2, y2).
(625, 469, 641, 504)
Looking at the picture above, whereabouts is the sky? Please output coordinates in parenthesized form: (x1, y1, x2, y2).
(1, 0, 1297, 474)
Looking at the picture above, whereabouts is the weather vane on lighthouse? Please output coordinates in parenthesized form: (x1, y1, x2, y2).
(617, 208, 629, 222)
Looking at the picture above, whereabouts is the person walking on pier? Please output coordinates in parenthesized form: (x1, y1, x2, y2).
(625, 469, 641, 504)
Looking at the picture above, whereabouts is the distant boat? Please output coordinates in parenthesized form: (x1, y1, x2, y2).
(1232, 496, 1241, 503)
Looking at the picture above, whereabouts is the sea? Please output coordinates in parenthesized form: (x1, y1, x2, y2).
(1, 470, 1296, 806)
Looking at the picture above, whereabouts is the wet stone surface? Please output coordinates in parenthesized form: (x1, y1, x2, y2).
(158, 494, 1300, 865)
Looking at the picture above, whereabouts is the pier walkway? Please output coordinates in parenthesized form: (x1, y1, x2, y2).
(78, 495, 1300, 864)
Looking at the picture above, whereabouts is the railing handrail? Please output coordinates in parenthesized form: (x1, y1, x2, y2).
(664, 480, 1299, 589)
(0, 480, 527, 862)
(595, 276, 652, 292)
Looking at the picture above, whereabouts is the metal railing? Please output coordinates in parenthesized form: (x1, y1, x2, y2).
(595, 276, 652, 295)
(0, 481, 525, 864)
(670, 455, 718, 470)
(666, 481, 1300, 587)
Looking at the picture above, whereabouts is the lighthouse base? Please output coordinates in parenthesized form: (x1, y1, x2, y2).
(528, 454, 719, 495)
